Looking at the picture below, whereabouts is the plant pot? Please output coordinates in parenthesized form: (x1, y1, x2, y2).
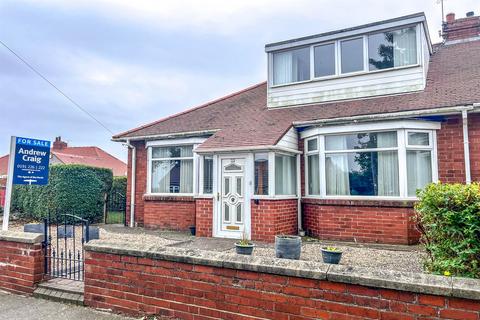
(189, 226, 196, 236)
(24, 223, 45, 234)
(321, 248, 343, 264)
(235, 243, 255, 255)
(275, 235, 301, 260)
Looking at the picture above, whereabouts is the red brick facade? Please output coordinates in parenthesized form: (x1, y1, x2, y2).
(251, 199, 298, 242)
(195, 198, 213, 237)
(125, 115, 479, 244)
(84, 250, 480, 319)
(0, 236, 44, 295)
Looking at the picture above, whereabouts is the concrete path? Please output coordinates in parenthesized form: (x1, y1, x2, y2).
(0, 291, 135, 320)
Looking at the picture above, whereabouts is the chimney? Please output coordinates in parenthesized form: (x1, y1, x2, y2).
(442, 11, 480, 42)
(52, 136, 68, 150)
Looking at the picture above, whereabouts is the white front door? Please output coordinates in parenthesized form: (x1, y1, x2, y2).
(214, 156, 250, 239)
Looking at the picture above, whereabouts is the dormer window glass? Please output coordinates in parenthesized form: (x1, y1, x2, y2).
(368, 27, 417, 71)
(273, 47, 310, 85)
(314, 43, 336, 77)
(340, 38, 364, 74)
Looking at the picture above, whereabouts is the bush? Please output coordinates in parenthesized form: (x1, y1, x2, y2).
(12, 164, 113, 223)
(415, 182, 480, 278)
(111, 176, 127, 197)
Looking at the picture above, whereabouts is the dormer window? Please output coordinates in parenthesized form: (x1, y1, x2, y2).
(273, 47, 310, 85)
(368, 27, 417, 71)
(270, 25, 419, 86)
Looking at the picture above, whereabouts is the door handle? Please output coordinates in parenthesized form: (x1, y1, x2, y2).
(216, 192, 220, 201)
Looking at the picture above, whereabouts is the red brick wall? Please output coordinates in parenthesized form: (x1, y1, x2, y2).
(196, 198, 213, 237)
(143, 196, 195, 231)
(437, 116, 466, 183)
(303, 199, 418, 245)
(251, 199, 298, 242)
(0, 237, 44, 295)
(84, 251, 480, 319)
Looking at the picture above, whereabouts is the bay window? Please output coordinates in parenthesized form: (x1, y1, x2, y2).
(305, 128, 437, 199)
(150, 145, 194, 194)
(275, 154, 297, 195)
(254, 153, 269, 195)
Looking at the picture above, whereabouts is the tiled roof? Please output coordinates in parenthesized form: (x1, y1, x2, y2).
(114, 40, 480, 150)
(0, 147, 127, 177)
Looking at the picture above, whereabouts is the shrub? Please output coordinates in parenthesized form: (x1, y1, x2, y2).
(111, 176, 127, 197)
(415, 182, 480, 278)
(12, 164, 113, 223)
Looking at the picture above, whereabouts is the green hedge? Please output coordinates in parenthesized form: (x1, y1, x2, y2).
(415, 182, 480, 278)
(12, 164, 113, 222)
(111, 176, 127, 197)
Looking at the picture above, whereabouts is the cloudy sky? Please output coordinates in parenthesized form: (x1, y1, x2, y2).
(0, 0, 477, 161)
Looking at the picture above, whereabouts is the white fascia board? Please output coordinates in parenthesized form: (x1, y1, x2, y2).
(300, 120, 441, 139)
(265, 15, 426, 53)
(146, 137, 207, 148)
(194, 145, 301, 155)
(112, 129, 218, 142)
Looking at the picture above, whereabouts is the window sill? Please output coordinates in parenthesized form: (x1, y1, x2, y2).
(194, 194, 214, 199)
(251, 195, 299, 200)
(143, 194, 195, 202)
(301, 197, 415, 208)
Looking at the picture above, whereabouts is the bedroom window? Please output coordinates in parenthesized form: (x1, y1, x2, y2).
(150, 145, 194, 194)
(305, 129, 436, 199)
(272, 47, 310, 85)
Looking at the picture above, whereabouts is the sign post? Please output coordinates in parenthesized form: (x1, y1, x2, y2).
(2, 136, 51, 230)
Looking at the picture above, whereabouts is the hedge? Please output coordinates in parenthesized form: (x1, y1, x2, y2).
(415, 182, 480, 278)
(12, 164, 113, 223)
(111, 176, 127, 198)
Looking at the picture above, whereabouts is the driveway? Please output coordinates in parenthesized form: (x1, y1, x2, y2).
(0, 291, 135, 320)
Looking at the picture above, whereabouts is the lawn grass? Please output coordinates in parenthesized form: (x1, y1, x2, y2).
(106, 211, 125, 224)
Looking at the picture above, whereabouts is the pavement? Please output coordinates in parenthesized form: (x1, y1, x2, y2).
(0, 290, 135, 320)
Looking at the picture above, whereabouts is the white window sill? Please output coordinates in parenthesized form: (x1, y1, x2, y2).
(302, 195, 418, 201)
(252, 195, 299, 200)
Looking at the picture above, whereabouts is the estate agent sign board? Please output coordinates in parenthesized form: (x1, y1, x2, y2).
(2, 136, 51, 230)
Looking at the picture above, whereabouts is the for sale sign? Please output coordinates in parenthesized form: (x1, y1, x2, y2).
(12, 137, 51, 185)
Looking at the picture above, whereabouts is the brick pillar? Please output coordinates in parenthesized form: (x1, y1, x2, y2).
(0, 231, 44, 295)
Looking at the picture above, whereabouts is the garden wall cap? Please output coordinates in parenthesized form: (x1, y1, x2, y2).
(0, 230, 44, 244)
(85, 239, 480, 301)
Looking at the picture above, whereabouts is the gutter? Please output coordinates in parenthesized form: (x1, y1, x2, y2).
(112, 130, 218, 142)
(125, 139, 136, 228)
(293, 105, 477, 127)
(195, 145, 302, 155)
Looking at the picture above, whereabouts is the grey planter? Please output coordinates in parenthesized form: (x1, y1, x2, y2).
(275, 235, 301, 260)
(321, 248, 343, 264)
(235, 243, 255, 255)
(23, 223, 45, 234)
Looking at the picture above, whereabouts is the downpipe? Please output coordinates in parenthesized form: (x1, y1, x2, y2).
(124, 140, 136, 227)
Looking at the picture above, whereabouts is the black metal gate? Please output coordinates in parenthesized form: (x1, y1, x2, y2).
(105, 191, 126, 225)
(43, 213, 90, 281)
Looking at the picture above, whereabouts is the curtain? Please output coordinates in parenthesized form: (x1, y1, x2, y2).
(179, 146, 193, 193)
(325, 135, 350, 195)
(393, 27, 417, 67)
(275, 155, 296, 195)
(407, 150, 432, 196)
(152, 160, 172, 193)
(273, 51, 293, 85)
(377, 132, 399, 196)
(308, 154, 320, 195)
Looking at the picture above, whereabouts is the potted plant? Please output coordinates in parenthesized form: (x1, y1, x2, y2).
(275, 235, 301, 260)
(235, 232, 254, 255)
(321, 246, 343, 264)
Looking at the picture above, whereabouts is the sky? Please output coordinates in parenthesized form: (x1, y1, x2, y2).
(0, 0, 477, 162)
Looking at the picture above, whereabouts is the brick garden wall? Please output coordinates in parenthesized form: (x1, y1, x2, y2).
(84, 245, 480, 320)
(251, 199, 298, 242)
(0, 232, 44, 295)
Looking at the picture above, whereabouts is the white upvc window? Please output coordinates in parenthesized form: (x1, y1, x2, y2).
(305, 127, 438, 199)
(270, 24, 420, 86)
(199, 155, 214, 195)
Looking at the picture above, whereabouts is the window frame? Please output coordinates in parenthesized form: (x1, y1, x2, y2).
(146, 142, 200, 196)
(304, 128, 438, 200)
(199, 155, 214, 195)
(270, 24, 421, 88)
(271, 45, 312, 86)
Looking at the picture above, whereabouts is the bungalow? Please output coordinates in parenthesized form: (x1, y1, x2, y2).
(113, 12, 480, 244)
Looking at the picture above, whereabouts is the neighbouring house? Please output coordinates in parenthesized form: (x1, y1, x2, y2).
(113, 12, 480, 244)
(0, 137, 127, 206)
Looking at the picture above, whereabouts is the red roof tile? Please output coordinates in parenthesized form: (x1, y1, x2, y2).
(114, 40, 480, 149)
(0, 147, 126, 177)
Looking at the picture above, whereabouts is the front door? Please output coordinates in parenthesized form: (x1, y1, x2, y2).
(218, 157, 246, 238)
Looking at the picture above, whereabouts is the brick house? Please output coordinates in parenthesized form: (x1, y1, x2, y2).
(113, 12, 480, 244)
